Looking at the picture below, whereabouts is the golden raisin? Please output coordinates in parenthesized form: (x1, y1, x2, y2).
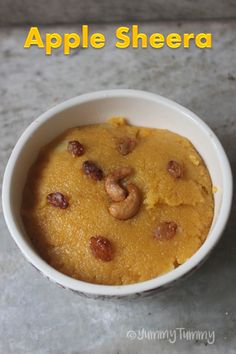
(82, 161, 104, 181)
(47, 192, 68, 209)
(117, 137, 137, 156)
(154, 221, 178, 240)
(167, 160, 183, 178)
(68, 140, 85, 157)
(89, 236, 113, 261)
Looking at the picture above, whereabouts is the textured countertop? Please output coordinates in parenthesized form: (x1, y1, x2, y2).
(0, 21, 236, 354)
(1, 0, 236, 25)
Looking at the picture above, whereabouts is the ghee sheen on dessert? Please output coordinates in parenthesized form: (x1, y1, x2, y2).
(21, 118, 214, 285)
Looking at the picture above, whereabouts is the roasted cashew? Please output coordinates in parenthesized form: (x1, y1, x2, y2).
(108, 184, 142, 220)
(105, 166, 133, 202)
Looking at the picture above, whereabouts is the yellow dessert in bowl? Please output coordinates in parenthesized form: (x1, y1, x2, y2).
(21, 117, 214, 285)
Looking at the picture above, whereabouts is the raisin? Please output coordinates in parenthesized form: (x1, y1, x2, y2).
(68, 140, 85, 157)
(47, 192, 69, 209)
(89, 236, 113, 261)
(154, 221, 178, 240)
(167, 160, 183, 178)
(82, 160, 104, 180)
(117, 137, 137, 156)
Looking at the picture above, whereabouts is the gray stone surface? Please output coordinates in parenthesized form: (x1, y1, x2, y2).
(0, 21, 236, 353)
(1, 0, 236, 25)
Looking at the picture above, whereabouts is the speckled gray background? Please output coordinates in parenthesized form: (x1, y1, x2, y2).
(0, 19, 236, 354)
(1, 0, 236, 25)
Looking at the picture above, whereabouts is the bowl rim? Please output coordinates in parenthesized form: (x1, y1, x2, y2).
(2, 89, 233, 296)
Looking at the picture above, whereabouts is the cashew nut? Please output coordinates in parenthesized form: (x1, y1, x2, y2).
(108, 184, 142, 220)
(105, 166, 133, 202)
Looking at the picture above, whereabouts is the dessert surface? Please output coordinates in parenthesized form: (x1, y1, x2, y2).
(21, 118, 214, 285)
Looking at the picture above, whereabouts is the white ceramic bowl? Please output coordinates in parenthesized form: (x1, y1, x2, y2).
(2, 90, 233, 299)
